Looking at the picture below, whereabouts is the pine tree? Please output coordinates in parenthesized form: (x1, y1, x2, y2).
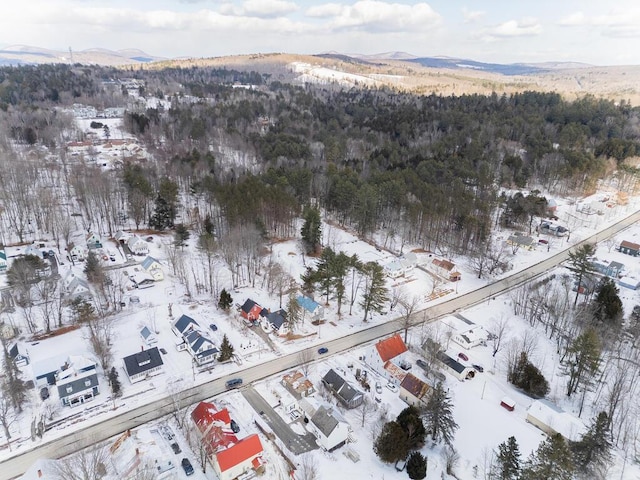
(406, 451, 427, 480)
(174, 224, 190, 248)
(396, 406, 426, 450)
(108, 367, 122, 398)
(218, 288, 233, 311)
(566, 243, 596, 306)
(218, 334, 234, 362)
(571, 411, 612, 477)
(492, 436, 521, 480)
(84, 250, 104, 285)
(300, 205, 322, 254)
(593, 278, 623, 324)
(360, 261, 389, 322)
(508, 352, 549, 398)
(149, 195, 174, 230)
(521, 433, 574, 480)
(423, 382, 458, 446)
(286, 292, 302, 332)
(1, 340, 26, 412)
(565, 328, 601, 397)
(373, 421, 410, 464)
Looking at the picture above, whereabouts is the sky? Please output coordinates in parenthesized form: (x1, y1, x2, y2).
(1, 0, 640, 65)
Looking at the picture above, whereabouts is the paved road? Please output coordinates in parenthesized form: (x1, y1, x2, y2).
(241, 387, 317, 454)
(3, 208, 640, 479)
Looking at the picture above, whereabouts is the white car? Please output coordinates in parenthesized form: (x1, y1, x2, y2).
(386, 382, 398, 393)
(375, 382, 382, 394)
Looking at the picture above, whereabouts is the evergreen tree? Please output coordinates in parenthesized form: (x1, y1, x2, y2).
(360, 261, 388, 322)
(174, 224, 190, 248)
(332, 251, 351, 316)
(1, 340, 26, 412)
(396, 405, 426, 450)
(593, 278, 623, 324)
(566, 243, 596, 306)
(521, 433, 574, 480)
(315, 247, 336, 304)
(218, 334, 234, 362)
(406, 451, 427, 480)
(149, 195, 175, 230)
(218, 288, 233, 311)
(84, 250, 104, 285)
(300, 205, 322, 254)
(423, 382, 458, 446)
(565, 329, 601, 397)
(108, 367, 122, 398)
(286, 292, 302, 332)
(70, 298, 97, 324)
(492, 436, 521, 480)
(571, 411, 612, 477)
(508, 352, 550, 398)
(373, 421, 410, 464)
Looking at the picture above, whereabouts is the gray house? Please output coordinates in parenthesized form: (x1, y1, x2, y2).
(619, 240, 640, 257)
(123, 347, 164, 383)
(55, 357, 100, 407)
(322, 369, 363, 409)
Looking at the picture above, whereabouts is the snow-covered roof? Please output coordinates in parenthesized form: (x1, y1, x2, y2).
(526, 399, 586, 441)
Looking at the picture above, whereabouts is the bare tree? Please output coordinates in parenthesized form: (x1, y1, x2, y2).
(85, 315, 114, 373)
(297, 349, 314, 378)
(397, 294, 420, 345)
(52, 443, 109, 480)
(358, 396, 377, 427)
(0, 396, 18, 448)
(490, 315, 509, 358)
(296, 454, 319, 480)
(166, 380, 192, 429)
(389, 286, 406, 313)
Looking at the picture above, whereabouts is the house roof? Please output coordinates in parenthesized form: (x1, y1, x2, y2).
(174, 314, 198, 334)
(0, 249, 6, 262)
(323, 369, 363, 404)
(437, 352, 466, 374)
(375, 334, 408, 363)
(400, 373, 430, 400)
(241, 299, 258, 314)
(140, 326, 155, 340)
(141, 256, 160, 269)
(432, 258, 455, 271)
(123, 347, 163, 377)
(621, 240, 640, 251)
(9, 342, 28, 360)
(296, 295, 320, 313)
(507, 235, 536, 246)
(527, 399, 586, 441)
(185, 330, 215, 353)
(191, 401, 232, 431)
(216, 434, 263, 473)
(266, 310, 286, 329)
(609, 261, 625, 270)
(310, 406, 339, 437)
(56, 372, 99, 397)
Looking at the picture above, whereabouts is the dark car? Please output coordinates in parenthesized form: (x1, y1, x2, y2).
(416, 359, 429, 370)
(181, 458, 194, 476)
(458, 352, 469, 362)
(209, 324, 218, 331)
(318, 347, 328, 354)
(472, 364, 484, 373)
(40, 387, 49, 400)
(159, 347, 168, 355)
(225, 378, 243, 389)
(170, 442, 181, 454)
(230, 419, 240, 433)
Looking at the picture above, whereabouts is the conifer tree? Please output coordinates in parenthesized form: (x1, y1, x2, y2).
(1, 340, 26, 412)
(174, 224, 190, 248)
(406, 451, 427, 479)
(492, 436, 521, 480)
(218, 334, 234, 362)
(373, 421, 410, 464)
(286, 292, 302, 332)
(593, 278, 623, 324)
(84, 250, 104, 285)
(108, 367, 122, 398)
(571, 411, 612, 477)
(360, 261, 388, 322)
(521, 433, 574, 480)
(423, 382, 458, 446)
(218, 288, 233, 311)
(300, 205, 322, 254)
(396, 405, 426, 450)
(566, 243, 596, 306)
(565, 328, 601, 397)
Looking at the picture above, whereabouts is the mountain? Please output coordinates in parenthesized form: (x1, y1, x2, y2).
(0, 45, 165, 66)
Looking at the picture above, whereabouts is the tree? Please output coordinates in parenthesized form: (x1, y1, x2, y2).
(52, 444, 109, 480)
(373, 421, 410, 464)
(593, 278, 623, 324)
(108, 367, 122, 398)
(149, 195, 175, 230)
(300, 205, 322, 254)
(85, 315, 114, 373)
(396, 405, 426, 450)
(358, 396, 377, 428)
(286, 292, 302, 332)
(0, 396, 18, 447)
(406, 451, 427, 480)
(566, 243, 596, 306)
(492, 436, 521, 480)
(565, 328, 601, 397)
(218, 334, 234, 362)
(508, 352, 550, 398)
(296, 454, 319, 480)
(571, 411, 612, 478)
(423, 382, 458, 446)
(84, 250, 105, 285)
(218, 288, 233, 311)
(360, 261, 388, 322)
(521, 433, 574, 480)
(1, 339, 26, 413)
(174, 224, 190, 248)
(398, 295, 420, 344)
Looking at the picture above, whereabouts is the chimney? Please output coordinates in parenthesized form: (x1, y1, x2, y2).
(141, 345, 144, 352)
(37, 470, 42, 478)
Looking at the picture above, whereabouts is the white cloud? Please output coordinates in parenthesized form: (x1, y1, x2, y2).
(461, 7, 484, 24)
(306, 0, 441, 33)
(559, 9, 640, 38)
(221, 0, 299, 18)
(483, 17, 542, 39)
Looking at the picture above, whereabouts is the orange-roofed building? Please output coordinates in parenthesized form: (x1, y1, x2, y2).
(366, 334, 411, 383)
(214, 434, 264, 480)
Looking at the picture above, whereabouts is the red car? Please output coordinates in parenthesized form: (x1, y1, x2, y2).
(458, 352, 469, 362)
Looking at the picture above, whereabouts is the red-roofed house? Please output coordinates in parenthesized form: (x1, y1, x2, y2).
(365, 334, 411, 382)
(191, 402, 265, 480)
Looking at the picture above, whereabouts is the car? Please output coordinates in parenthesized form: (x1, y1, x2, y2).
(170, 442, 181, 454)
(374, 396, 382, 403)
(472, 364, 484, 373)
(416, 359, 429, 370)
(209, 323, 218, 331)
(230, 419, 240, 433)
(159, 347, 168, 355)
(386, 382, 398, 393)
(130, 296, 140, 304)
(375, 382, 382, 394)
(181, 458, 194, 476)
(40, 387, 49, 400)
(538, 239, 549, 245)
(318, 347, 328, 354)
(458, 352, 469, 362)
(225, 378, 243, 389)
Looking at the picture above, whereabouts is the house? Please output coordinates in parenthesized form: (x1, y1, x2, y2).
(263, 309, 287, 334)
(281, 370, 315, 398)
(0, 248, 7, 272)
(436, 352, 475, 381)
(384, 259, 405, 279)
(592, 260, 624, 278)
(539, 221, 568, 237)
(452, 326, 488, 350)
(9, 342, 30, 367)
(296, 295, 324, 321)
(69, 245, 86, 262)
(172, 314, 199, 338)
(122, 347, 164, 383)
(365, 333, 410, 380)
(184, 329, 218, 365)
(86, 232, 102, 249)
(322, 369, 364, 409)
(140, 256, 164, 281)
(191, 401, 265, 480)
(506, 235, 537, 251)
(431, 258, 462, 281)
(108, 428, 177, 479)
(129, 271, 155, 289)
(619, 240, 640, 257)
(308, 405, 350, 451)
(400, 252, 418, 270)
(63, 271, 92, 299)
(240, 299, 264, 322)
(618, 273, 640, 290)
(55, 356, 99, 407)
(114, 230, 132, 244)
(526, 399, 586, 442)
(127, 235, 149, 256)
(139, 326, 157, 346)
(399, 373, 431, 407)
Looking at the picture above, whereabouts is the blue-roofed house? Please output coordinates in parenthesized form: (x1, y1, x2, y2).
(592, 260, 624, 279)
(184, 330, 218, 365)
(141, 256, 164, 281)
(172, 314, 199, 337)
(9, 342, 30, 367)
(140, 326, 157, 346)
(296, 296, 324, 321)
(0, 248, 7, 273)
(86, 232, 102, 250)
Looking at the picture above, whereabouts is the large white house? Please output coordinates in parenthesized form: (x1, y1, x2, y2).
(308, 405, 350, 451)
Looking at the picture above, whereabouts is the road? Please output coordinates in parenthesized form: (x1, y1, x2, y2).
(3, 208, 640, 479)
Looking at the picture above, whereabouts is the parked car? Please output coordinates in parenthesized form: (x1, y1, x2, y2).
(386, 382, 398, 393)
(40, 387, 49, 400)
(472, 364, 484, 373)
(130, 296, 140, 304)
(375, 382, 382, 394)
(458, 352, 469, 362)
(416, 359, 429, 370)
(181, 458, 194, 476)
(374, 396, 382, 403)
(225, 378, 243, 389)
(230, 419, 240, 433)
(318, 347, 328, 354)
(170, 442, 181, 454)
(209, 324, 218, 331)
(159, 348, 167, 355)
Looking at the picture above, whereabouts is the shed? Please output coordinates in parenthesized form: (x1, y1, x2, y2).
(620, 240, 640, 257)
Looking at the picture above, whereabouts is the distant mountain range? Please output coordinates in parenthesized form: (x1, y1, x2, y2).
(0, 45, 164, 66)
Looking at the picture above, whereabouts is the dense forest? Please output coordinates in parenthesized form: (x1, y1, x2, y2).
(0, 63, 639, 258)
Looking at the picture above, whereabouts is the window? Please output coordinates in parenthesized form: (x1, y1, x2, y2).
(85, 380, 91, 387)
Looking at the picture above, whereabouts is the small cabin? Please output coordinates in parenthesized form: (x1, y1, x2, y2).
(500, 396, 515, 412)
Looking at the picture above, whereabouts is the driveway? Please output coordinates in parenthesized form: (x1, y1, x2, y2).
(241, 386, 317, 454)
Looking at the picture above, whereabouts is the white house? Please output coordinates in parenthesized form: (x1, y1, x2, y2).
(365, 333, 410, 381)
(122, 347, 164, 383)
(85, 232, 102, 249)
(384, 259, 405, 279)
(127, 235, 149, 256)
(431, 258, 462, 281)
(130, 270, 155, 289)
(69, 245, 86, 262)
(526, 399, 586, 441)
(63, 270, 91, 299)
(436, 352, 475, 381)
(140, 326, 157, 346)
(55, 356, 100, 407)
(452, 326, 488, 350)
(184, 330, 218, 365)
(141, 256, 164, 281)
(114, 230, 132, 244)
(399, 373, 431, 407)
(308, 406, 350, 451)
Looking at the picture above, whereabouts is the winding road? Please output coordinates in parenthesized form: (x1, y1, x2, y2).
(2, 208, 640, 479)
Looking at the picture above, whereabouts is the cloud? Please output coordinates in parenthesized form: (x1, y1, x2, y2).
(461, 7, 484, 24)
(559, 9, 640, 38)
(221, 0, 299, 18)
(482, 17, 542, 40)
(306, 0, 442, 33)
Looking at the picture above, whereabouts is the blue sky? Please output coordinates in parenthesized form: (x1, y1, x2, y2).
(2, 0, 640, 65)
